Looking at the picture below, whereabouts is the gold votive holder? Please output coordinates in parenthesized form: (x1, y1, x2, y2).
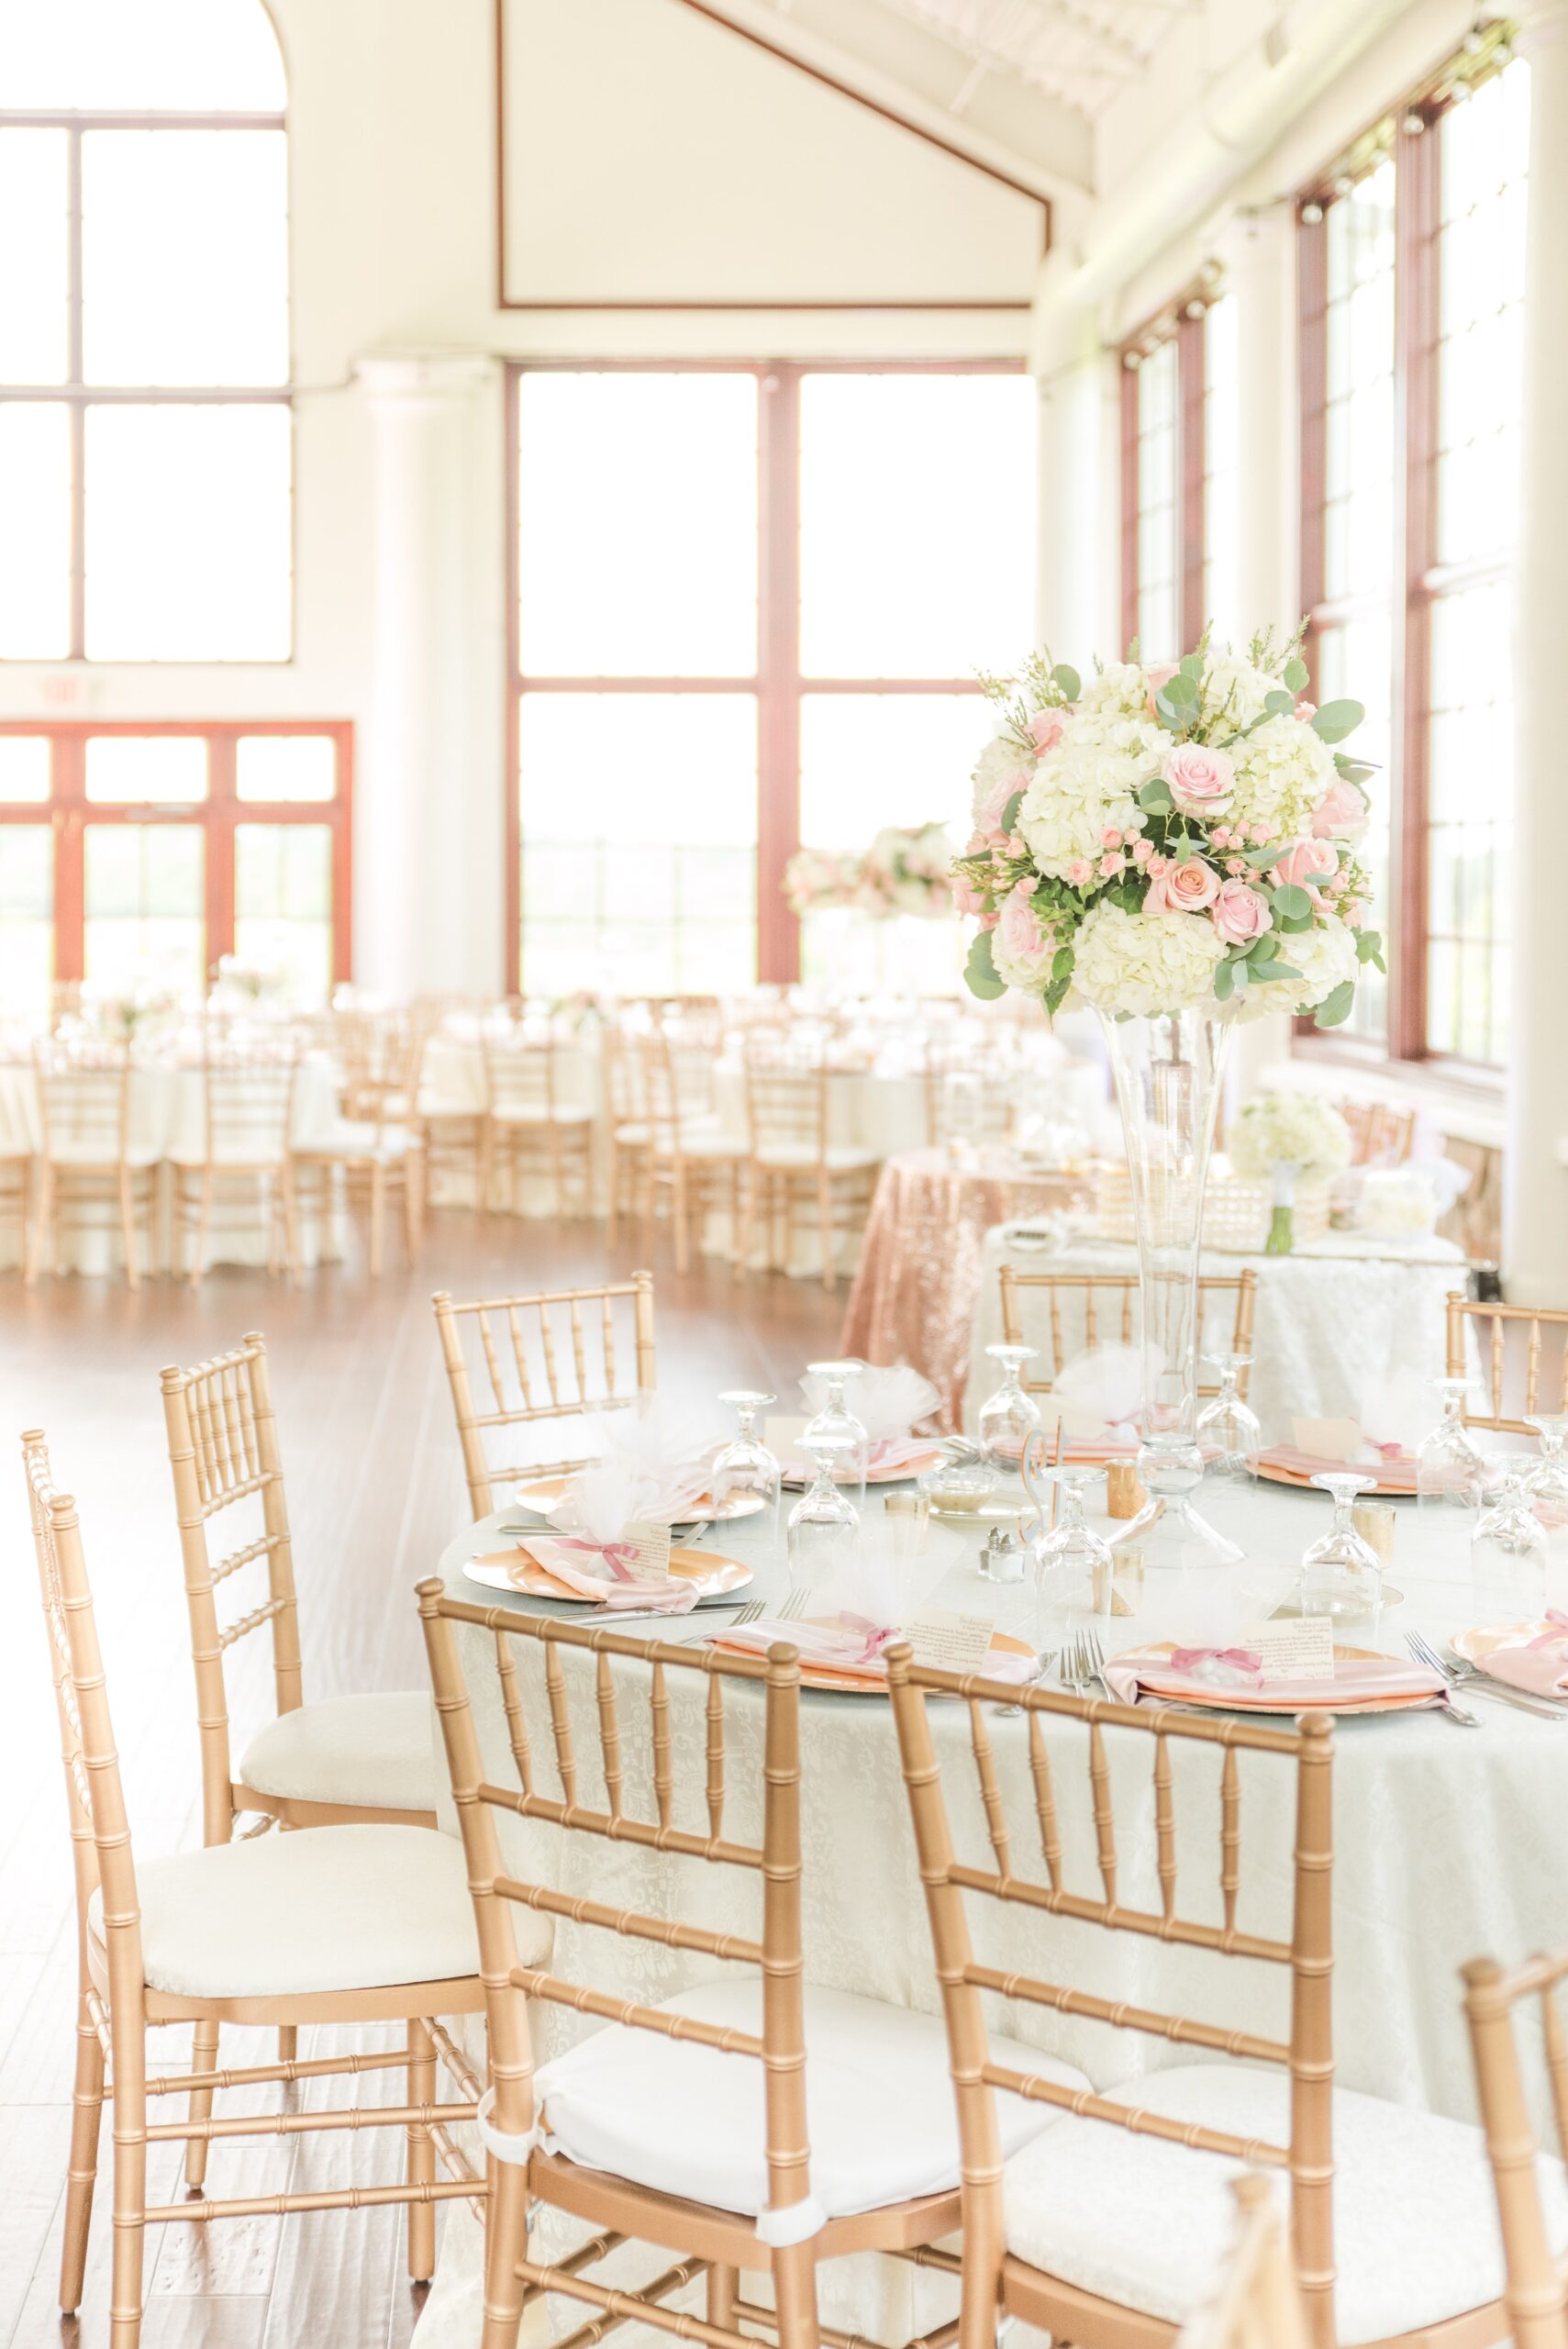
(1092, 1549, 1144, 1618)
(1352, 1500, 1397, 1565)
(1106, 1459, 1147, 1520)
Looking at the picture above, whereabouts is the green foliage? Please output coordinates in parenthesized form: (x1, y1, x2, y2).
(1284, 657, 1309, 693)
(1262, 689, 1295, 717)
(1000, 789, 1024, 836)
(964, 930, 1006, 1001)
(1051, 663, 1081, 701)
(1244, 842, 1284, 872)
(1246, 955, 1304, 985)
(1355, 928, 1386, 974)
(1138, 781, 1175, 816)
(1310, 699, 1364, 744)
(1044, 945, 1074, 1019)
(1334, 755, 1376, 785)
(1271, 881, 1312, 922)
(1314, 980, 1356, 1028)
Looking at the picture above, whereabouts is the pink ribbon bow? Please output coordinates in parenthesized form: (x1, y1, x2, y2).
(839, 1612, 899, 1666)
(1527, 1610, 1568, 1649)
(1170, 1645, 1264, 1684)
(555, 1535, 643, 1584)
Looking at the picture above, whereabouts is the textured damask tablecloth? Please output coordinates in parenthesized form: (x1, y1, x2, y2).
(414, 1480, 1568, 2343)
(963, 1227, 1472, 1448)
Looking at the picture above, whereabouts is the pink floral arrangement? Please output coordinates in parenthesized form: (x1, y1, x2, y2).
(786, 823, 954, 919)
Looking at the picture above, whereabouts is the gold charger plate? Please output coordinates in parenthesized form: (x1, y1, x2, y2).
(463, 1542, 752, 1605)
(780, 1448, 944, 1490)
(1452, 1620, 1568, 1673)
(1108, 1640, 1439, 1717)
(706, 1620, 1034, 1697)
(512, 1473, 764, 1526)
(1251, 1452, 1418, 1498)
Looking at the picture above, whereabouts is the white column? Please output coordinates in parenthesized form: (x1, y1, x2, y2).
(1218, 208, 1298, 1107)
(1506, 0, 1568, 1300)
(1032, 290, 1119, 661)
(355, 352, 505, 1000)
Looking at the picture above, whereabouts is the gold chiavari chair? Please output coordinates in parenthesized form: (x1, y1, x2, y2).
(1446, 1292, 1568, 1434)
(885, 1645, 1521, 2349)
(1341, 1098, 1418, 1168)
(170, 1042, 301, 1285)
(634, 1030, 746, 1275)
(1462, 1949, 1568, 2349)
(28, 1039, 157, 1288)
(1179, 2176, 1315, 2349)
(923, 1036, 1019, 1151)
(734, 1052, 880, 1294)
(291, 1097, 426, 1276)
(999, 1264, 1259, 1402)
(24, 1433, 497, 2344)
(604, 1021, 651, 1240)
(432, 1272, 657, 1519)
(417, 1586, 1086, 2349)
(481, 1024, 594, 1219)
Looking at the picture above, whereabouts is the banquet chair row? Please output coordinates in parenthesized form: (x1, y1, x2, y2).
(1448, 1291, 1568, 1433)
(999, 1264, 1260, 1402)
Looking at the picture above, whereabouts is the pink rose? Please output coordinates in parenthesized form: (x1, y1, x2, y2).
(1163, 743, 1236, 812)
(1098, 852, 1122, 878)
(1029, 710, 1066, 756)
(1149, 859, 1219, 916)
(1018, 874, 1039, 895)
(1226, 857, 1245, 876)
(980, 910, 999, 930)
(1144, 662, 1178, 714)
(1102, 828, 1123, 850)
(1212, 879, 1272, 946)
(974, 769, 1029, 837)
(997, 886, 1050, 969)
(1131, 839, 1154, 867)
(1148, 855, 1171, 878)
(1273, 837, 1339, 889)
(1065, 857, 1094, 888)
(1344, 899, 1364, 929)
(951, 871, 987, 918)
(1250, 823, 1271, 845)
(1309, 776, 1370, 841)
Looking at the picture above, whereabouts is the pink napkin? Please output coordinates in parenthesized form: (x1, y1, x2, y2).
(1255, 1445, 1418, 1492)
(1102, 1647, 1445, 1711)
(513, 1536, 699, 1613)
(708, 1613, 1038, 1685)
(1473, 1617, 1568, 1697)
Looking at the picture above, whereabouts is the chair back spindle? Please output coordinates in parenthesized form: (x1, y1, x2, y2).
(999, 1265, 1258, 1402)
(1446, 1291, 1568, 1433)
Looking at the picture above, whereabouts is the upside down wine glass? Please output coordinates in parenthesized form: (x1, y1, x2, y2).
(1296, 1473, 1383, 1620)
(711, 1389, 782, 1535)
(804, 1361, 870, 1505)
(1417, 1378, 1486, 1511)
(976, 1343, 1042, 1477)
(1030, 1467, 1113, 1653)
(1196, 1355, 1262, 1482)
(785, 1431, 860, 1602)
(1472, 1461, 1550, 1619)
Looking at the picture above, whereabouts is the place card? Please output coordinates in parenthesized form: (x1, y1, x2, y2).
(526, 1521, 673, 1583)
(906, 1608, 995, 1672)
(1291, 1416, 1375, 1465)
(1238, 1617, 1335, 1683)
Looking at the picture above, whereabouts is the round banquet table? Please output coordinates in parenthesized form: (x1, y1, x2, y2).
(837, 1151, 1095, 1431)
(414, 1476, 1568, 2344)
(965, 1224, 1473, 1450)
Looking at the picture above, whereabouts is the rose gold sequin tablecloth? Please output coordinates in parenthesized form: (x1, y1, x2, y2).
(837, 1149, 1092, 1431)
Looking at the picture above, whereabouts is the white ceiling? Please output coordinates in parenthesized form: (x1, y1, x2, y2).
(872, 0, 1195, 120)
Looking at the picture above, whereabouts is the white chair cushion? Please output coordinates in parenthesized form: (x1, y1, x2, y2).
(46, 1141, 161, 1170)
(534, 1977, 1090, 2223)
(294, 1119, 417, 1162)
(613, 1122, 651, 1146)
(1001, 2062, 1568, 2346)
(85, 1823, 528, 1999)
(238, 1692, 439, 1816)
(492, 1105, 592, 1128)
(169, 1141, 287, 1169)
(671, 1131, 747, 1160)
(753, 1144, 879, 1173)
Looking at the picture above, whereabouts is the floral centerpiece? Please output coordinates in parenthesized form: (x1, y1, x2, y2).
(785, 822, 955, 919)
(80, 981, 180, 1047)
(1229, 1093, 1352, 1254)
(951, 629, 1378, 1566)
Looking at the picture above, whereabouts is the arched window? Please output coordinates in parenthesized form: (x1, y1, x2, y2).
(0, 0, 291, 662)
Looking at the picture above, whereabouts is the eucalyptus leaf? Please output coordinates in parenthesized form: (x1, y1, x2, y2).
(1314, 980, 1356, 1029)
(1163, 671, 1198, 705)
(1247, 957, 1304, 985)
(1276, 912, 1314, 934)
(1214, 958, 1235, 1003)
(964, 930, 1006, 1001)
(1263, 689, 1295, 717)
(1138, 782, 1174, 815)
(1231, 955, 1250, 989)
(1000, 789, 1024, 836)
(1179, 652, 1205, 681)
(1284, 658, 1309, 693)
(1051, 663, 1081, 701)
(1310, 699, 1364, 744)
(1051, 944, 1074, 983)
(1244, 842, 1284, 872)
(1334, 757, 1375, 784)
(1271, 882, 1312, 921)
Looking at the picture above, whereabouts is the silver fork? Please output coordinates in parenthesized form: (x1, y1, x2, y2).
(1396, 1631, 1481, 1727)
(1405, 1630, 1563, 1722)
(1078, 1626, 1111, 1698)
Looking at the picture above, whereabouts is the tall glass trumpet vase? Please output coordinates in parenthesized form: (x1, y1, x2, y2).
(1098, 1007, 1242, 1569)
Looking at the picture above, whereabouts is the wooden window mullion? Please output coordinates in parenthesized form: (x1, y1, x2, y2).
(1178, 311, 1207, 650)
(1297, 208, 1329, 676)
(206, 731, 238, 976)
(756, 362, 799, 985)
(1392, 116, 1440, 1063)
(1118, 357, 1140, 655)
(51, 732, 85, 983)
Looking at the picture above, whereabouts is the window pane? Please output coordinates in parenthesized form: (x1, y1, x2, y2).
(1316, 614, 1390, 1042)
(0, 130, 69, 384)
(83, 822, 205, 996)
(236, 734, 338, 802)
(1133, 340, 1179, 660)
(799, 694, 990, 850)
(85, 736, 207, 804)
(1323, 162, 1396, 604)
(82, 129, 289, 388)
(799, 373, 1037, 676)
(0, 0, 285, 110)
(83, 404, 291, 660)
(0, 403, 72, 659)
(234, 822, 332, 1002)
(519, 693, 756, 995)
(0, 827, 54, 1025)
(1436, 64, 1529, 566)
(1202, 295, 1240, 645)
(517, 373, 758, 677)
(1424, 577, 1512, 1062)
(0, 739, 52, 803)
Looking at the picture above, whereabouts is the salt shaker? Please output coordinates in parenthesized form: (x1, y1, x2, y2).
(983, 1527, 1025, 1585)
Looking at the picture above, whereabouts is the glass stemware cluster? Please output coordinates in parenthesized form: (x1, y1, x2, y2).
(1296, 1473, 1383, 1619)
(976, 1343, 1041, 1476)
(803, 1360, 870, 1504)
(1417, 1378, 1485, 1510)
(1195, 1354, 1261, 1482)
(711, 1389, 782, 1533)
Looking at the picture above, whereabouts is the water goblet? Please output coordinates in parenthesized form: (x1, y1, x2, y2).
(1417, 1377, 1485, 1511)
(1030, 1466, 1113, 1657)
(1472, 1460, 1550, 1620)
(711, 1388, 782, 1536)
(977, 1343, 1042, 1478)
(1525, 1415, 1568, 1511)
(804, 1361, 870, 1505)
(1296, 1473, 1383, 1620)
(1196, 1355, 1262, 1482)
(785, 1432, 861, 1604)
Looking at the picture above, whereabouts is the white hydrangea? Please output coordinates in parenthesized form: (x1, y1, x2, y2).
(1017, 713, 1156, 878)
(1079, 663, 1151, 719)
(1071, 900, 1228, 1018)
(1226, 713, 1338, 841)
(1238, 914, 1361, 1019)
(991, 896, 1053, 995)
(1197, 651, 1276, 731)
(971, 731, 1031, 829)
(1229, 1092, 1353, 1180)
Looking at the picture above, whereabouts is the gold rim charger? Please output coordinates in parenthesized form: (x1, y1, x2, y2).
(463, 1542, 753, 1604)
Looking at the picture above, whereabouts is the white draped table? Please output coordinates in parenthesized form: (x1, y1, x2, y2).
(415, 1477, 1568, 2343)
(964, 1227, 1472, 1448)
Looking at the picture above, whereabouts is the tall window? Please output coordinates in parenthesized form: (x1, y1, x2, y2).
(0, 0, 291, 661)
(508, 364, 1037, 995)
(1119, 291, 1235, 660)
(0, 724, 352, 1013)
(1299, 48, 1528, 1071)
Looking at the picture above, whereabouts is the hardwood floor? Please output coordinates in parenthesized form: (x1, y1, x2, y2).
(0, 1210, 842, 2348)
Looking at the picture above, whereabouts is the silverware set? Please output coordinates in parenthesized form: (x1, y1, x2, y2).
(1405, 1629, 1566, 1724)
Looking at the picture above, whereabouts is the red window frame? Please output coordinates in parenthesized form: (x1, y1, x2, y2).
(0, 718, 353, 986)
(503, 357, 1027, 995)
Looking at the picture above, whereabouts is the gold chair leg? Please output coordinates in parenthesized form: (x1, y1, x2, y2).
(481, 2152, 532, 2349)
(406, 2018, 437, 2280)
(368, 1162, 386, 1279)
(108, 2021, 148, 2349)
(771, 2241, 821, 2349)
(61, 1990, 106, 2312)
(708, 2265, 739, 2330)
(117, 1168, 140, 1293)
(25, 1164, 50, 1286)
(183, 2018, 220, 2192)
(188, 1172, 213, 1288)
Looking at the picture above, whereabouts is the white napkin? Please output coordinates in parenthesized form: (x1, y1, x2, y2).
(797, 1362, 940, 1443)
(554, 1452, 707, 1546)
(1354, 1367, 1439, 1460)
(1050, 1342, 1150, 1442)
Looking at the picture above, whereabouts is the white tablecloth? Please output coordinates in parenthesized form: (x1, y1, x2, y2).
(415, 1476, 1568, 2342)
(964, 1228, 1472, 1448)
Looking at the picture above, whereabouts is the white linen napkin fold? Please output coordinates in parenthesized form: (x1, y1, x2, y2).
(797, 1362, 940, 1442)
(516, 1536, 698, 1612)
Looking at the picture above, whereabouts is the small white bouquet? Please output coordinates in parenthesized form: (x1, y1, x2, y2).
(1229, 1093, 1351, 1253)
